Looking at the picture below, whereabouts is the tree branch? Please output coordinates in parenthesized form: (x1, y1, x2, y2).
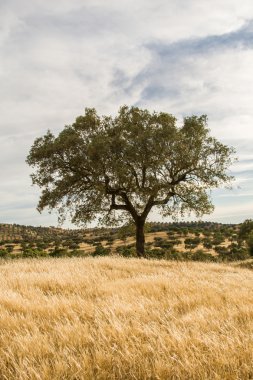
(152, 191, 175, 206)
(141, 165, 146, 188)
(120, 192, 139, 222)
(141, 194, 155, 220)
(109, 193, 129, 211)
(126, 163, 140, 189)
(105, 177, 139, 221)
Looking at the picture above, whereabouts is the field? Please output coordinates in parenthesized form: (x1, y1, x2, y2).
(0, 257, 253, 379)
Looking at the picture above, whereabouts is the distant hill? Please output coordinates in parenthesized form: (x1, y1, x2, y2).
(0, 221, 246, 262)
(0, 223, 71, 242)
(0, 221, 238, 243)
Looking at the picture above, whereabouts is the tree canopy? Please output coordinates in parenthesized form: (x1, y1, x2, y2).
(27, 106, 235, 256)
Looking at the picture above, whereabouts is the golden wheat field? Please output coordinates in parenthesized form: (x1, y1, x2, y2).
(0, 257, 253, 380)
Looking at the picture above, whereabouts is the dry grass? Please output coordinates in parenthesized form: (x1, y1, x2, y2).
(0, 257, 253, 379)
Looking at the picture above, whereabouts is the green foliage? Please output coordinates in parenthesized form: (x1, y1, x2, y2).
(184, 237, 201, 249)
(203, 238, 213, 249)
(239, 219, 253, 240)
(213, 241, 248, 261)
(146, 248, 166, 259)
(154, 239, 175, 249)
(0, 249, 8, 258)
(92, 244, 110, 257)
(70, 249, 89, 257)
(214, 245, 228, 255)
(246, 231, 253, 256)
(49, 248, 69, 257)
(22, 249, 48, 258)
(5, 244, 14, 253)
(190, 250, 216, 262)
(116, 244, 136, 257)
(118, 223, 136, 242)
(238, 220, 253, 256)
(68, 242, 80, 250)
(212, 234, 224, 245)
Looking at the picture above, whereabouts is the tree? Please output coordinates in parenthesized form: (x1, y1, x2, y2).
(27, 106, 235, 257)
(238, 219, 253, 241)
(238, 219, 253, 255)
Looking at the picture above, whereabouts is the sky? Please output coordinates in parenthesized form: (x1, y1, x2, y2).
(1, 0, 253, 227)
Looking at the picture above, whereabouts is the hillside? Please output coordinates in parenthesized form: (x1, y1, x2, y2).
(0, 222, 245, 262)
(0, 223, 85, 242)
(0, 221, 236, 242)
(0, 257, 252, 379)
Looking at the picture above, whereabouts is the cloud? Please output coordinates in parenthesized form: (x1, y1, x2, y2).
(148, 20, 253, 57)
(1, 1, 253, 225)
(129, 21, 253, 113)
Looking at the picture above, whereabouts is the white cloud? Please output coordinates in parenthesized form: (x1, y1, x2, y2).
(1, 0, 253, 225)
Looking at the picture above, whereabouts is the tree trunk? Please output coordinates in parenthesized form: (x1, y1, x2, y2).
(135, 219, 145, 257)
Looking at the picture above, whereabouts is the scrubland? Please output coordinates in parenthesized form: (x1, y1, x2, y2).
(0, 257, 253, 379)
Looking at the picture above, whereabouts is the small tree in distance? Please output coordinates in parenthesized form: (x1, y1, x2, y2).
(27, 106, 235, 257)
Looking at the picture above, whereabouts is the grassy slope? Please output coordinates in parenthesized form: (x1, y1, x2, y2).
(0, 257, 253, 379)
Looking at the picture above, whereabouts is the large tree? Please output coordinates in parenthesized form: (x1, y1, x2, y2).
(27, 106, 235, 257)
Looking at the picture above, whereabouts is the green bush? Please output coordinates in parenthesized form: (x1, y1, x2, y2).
(0, 249, 8, 258)
(49, 248, 69, 257)
(218, 246, 249, 261)
(212, 237, 224, 245)
(154, 239, 174, 249)
(68, 242, 80, 250)
(190, 250, 216, 262)
(184, 237, 201, 245)
(5, 244, 15, 253)
(70, 249, 89, 257)
(184, 237, 201, 249)
(146, 248, 166, 259)
(116, 245, 136, 257)
(246, 232, 253, 256)
(23, 249, 48, 258)
(92, 244, 110, 256)
(214, 245, 228, 255)
(203, 238, 213, 249)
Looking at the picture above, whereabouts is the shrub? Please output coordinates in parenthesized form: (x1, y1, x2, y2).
(164, 250, 187, 261)
(212, 234, 224, 245)
(68, 242, 80, 250)
(5, 244, 15, 253)
(146, 248, 166, 259)
(184, 237, 201, 246)
(154, 237, 163, 242)
(49, 248, 69, 257)
(116, 245, 136, 257)
(23, 249, 48, 258)
(246, 232, 253, 256)
(203, 238, 213, 249)
(218, 245, 249, 261)
(214, 245, 228, 255)
(154, 239, 174, 249)
(92, 244, 110, 257)
(36, 242, 48, 250)
(70, 249, 89, 257)
(0, 249, 8, 258)
(190, 250, 216, 262)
